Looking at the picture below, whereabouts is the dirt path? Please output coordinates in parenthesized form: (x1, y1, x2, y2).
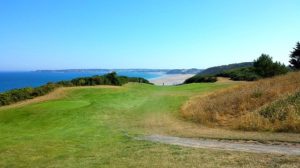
(137, 135, 300, 155)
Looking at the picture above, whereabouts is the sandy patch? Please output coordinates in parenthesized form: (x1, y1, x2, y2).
(150, 74, 195, 86)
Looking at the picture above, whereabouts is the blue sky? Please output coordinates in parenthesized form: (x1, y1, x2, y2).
(0, 0, 299, 70)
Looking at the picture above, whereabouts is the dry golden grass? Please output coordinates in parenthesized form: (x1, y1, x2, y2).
(216, 77, 248, 84)
(141, 112, 300, 143)
(182, 71, 300, 132)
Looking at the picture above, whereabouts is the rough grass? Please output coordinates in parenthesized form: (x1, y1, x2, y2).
(182, 71, 300, 132)
(1, 83, 300, 167)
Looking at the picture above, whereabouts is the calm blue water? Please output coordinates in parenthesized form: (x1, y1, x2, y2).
(0, 71, 162, 92)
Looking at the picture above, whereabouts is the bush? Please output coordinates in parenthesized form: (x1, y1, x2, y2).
(60, 72, 151, 87)
(184, 75, 217, 84)
(259, 91, 300, 122)
(217, 67, 260, 81)
(0, 83, 58, 106)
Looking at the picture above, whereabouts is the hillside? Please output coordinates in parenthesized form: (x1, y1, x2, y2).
(166, 68, 203, 74)
(198, 62, 253, 75)
(182, 72, 300, 132)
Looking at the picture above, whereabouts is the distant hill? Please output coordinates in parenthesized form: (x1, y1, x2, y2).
(166, 68, 203, 74)
(198, 62, 253, 75)
(35, 69, 169, 73)
(36, 68, 203, 75)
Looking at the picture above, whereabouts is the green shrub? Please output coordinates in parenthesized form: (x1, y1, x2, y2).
(62, 72, 151, 87)
(259, 91, 300, 122)
(0, 83, 58, 106)
(184, 75, 217, 84)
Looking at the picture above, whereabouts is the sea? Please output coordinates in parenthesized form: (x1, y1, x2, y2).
(0, 71, 163, 93)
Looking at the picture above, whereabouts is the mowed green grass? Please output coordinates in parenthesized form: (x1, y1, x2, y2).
(0, 83, 299, 168)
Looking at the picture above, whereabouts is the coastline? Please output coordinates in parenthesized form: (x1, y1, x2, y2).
(149, 74, 195, 86)
(0, 71, 163, 93)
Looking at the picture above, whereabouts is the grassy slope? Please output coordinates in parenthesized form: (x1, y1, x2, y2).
(0, 83, 299, 167)
(182, 72, 300, 132)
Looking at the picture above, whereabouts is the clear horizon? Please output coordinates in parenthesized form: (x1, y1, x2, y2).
(1, 0, 299, 71)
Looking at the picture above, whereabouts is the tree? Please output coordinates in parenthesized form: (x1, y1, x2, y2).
(254, 54, 274, 77)
(254, 54, 288, 77)
(272, 61, 289, 76)
(105, 72, 121, 85)
(289, 42, 300, 70)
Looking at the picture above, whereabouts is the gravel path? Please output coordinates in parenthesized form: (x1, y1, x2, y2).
(137, 135, 300, 155)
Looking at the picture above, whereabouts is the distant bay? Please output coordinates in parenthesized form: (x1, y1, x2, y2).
(0, 71, 163, 92)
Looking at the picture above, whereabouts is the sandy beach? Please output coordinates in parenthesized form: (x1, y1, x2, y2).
(149, 74, 195, 86)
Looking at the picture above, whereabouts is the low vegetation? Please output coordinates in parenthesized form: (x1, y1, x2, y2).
(57, 72, 151, 86)
(0, 72, 150, 106)
(184, 75, 217, 84)
(0, 83, 57, 107)
(182, 71, 300, 132)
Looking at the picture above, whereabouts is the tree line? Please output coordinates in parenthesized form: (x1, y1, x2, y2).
(185, 42, 300, 83)
(0, 72, 151, 106)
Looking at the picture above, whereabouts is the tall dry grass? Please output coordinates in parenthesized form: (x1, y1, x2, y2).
(182, 71, 300, 132)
